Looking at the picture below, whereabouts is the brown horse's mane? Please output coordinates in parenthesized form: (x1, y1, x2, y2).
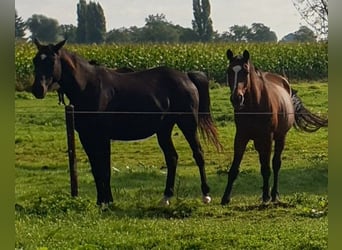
(248, 61, 287, 129)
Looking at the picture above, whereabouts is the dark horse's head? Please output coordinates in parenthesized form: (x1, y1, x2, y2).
(226, 49, 251, 110)
(31, 38, 66, 99)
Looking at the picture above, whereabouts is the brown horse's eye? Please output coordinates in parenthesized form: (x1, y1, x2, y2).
(243, 63, 249, 73)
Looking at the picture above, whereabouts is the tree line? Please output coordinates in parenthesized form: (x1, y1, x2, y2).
(15, 0, 320, 44)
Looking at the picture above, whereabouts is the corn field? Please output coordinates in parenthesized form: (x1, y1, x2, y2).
(15, 42, 328, 90)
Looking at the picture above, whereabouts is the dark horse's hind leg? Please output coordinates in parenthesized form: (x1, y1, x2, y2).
(78, 132, 113, 205)
(157, 123, 178, 205)
(221, 134, 249, 205)
(178, 118, 211, 203)
(271, 136, 285, 202)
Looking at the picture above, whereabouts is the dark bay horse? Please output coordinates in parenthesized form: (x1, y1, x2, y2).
(31, 39, 222, 206)
(221, 49, 328, 205)
(57, 60, 135, 105)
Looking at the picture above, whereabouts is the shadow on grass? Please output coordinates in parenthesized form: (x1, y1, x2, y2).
(15, 161, 327, 219)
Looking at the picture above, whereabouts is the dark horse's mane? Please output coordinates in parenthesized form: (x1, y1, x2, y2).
(56, 57, 135, 105)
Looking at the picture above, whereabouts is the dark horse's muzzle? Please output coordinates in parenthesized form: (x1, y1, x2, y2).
(32, 77, 51, 99)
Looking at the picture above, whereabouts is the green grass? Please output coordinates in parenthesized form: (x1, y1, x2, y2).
(15, 83, 328, 249)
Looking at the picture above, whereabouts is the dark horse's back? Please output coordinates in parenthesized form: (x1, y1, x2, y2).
(76, 66, 201, 141)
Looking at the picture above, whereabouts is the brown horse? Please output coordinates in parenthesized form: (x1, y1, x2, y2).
(31, 39, 222, 207)
(221, 49, 328, 205)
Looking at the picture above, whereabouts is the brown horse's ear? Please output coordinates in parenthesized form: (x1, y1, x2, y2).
(33, 38, 42, 50)
(54, 39, 67, 53)
(226, 49, 234, 61)
(243, 50, 250, 61)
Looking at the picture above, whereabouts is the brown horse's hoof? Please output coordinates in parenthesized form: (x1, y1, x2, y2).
(271, 196, 281, 203)
(262, 193, 271, 203)
(159, 196, 171, 206)
(221, 197, 230, 206)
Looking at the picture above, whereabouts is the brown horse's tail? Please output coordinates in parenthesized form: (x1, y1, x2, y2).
(187, 71, 223, 151)
(291, 88, 328, 132)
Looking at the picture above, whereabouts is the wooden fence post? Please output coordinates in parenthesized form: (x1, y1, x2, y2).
(65, 105, 78, 197)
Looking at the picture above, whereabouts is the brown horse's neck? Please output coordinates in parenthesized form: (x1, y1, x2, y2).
(249, 64, 285, 129)
(247, 63, 265, 109)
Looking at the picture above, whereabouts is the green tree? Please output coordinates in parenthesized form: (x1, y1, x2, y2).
(281, 26, 316, 42)
(294, 26, 316, 42)
(141, 14, 180, 43)
(291, 0, 328, 40)
(59, 24, 77, 43)
(225, 25, 249, 42)
(76, 0, 87, 43)
(76, 0, 106, 44)
(106, 27, 136, 43)
(26, 14, 59, 42)
(247, 23, 277, 42)
(192, 0, 214, 41)
(15, 10, 26, 40)
(86, 2, 106, 43)
(176, 26, 199, 43)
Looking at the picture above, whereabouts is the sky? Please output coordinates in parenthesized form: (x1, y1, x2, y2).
(15, 0, 304, 40)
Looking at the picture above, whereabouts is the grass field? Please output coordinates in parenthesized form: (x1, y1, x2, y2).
(15, 83, 328, 249)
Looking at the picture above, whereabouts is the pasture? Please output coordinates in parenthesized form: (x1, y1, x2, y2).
(15, 83, 328, 249)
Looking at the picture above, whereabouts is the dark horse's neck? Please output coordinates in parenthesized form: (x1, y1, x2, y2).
(58, 49, 96, 106)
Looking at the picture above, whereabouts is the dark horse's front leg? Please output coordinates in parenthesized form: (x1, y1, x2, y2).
(78, 132, 113, 206)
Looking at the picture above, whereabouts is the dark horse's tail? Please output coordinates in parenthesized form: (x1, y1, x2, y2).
(187, 71, 223, 151)
(291, 88, 328, 132)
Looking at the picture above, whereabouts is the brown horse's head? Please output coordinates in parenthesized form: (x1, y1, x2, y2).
(226, 49, 251, 110)
(31, 39, 66, 99)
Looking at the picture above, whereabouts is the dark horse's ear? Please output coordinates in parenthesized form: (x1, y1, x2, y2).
(226, 49, 234, 61)
(33, 38, 42, 50)
(53, 39, 67, 53)
(243, 50, 250, 62)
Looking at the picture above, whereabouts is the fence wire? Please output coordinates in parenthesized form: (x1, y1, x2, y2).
(15, 110, 328, 117)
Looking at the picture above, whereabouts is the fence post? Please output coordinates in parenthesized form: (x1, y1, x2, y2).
(65, 105, 78, 197)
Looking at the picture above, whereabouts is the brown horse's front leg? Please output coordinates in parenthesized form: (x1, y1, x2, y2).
(221, 134, 249, 205)
(254, 136, 272, 203)
(271, 137, 286, 202)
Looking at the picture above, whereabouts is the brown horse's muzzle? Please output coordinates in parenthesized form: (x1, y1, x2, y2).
(230, 93, 245, 110)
